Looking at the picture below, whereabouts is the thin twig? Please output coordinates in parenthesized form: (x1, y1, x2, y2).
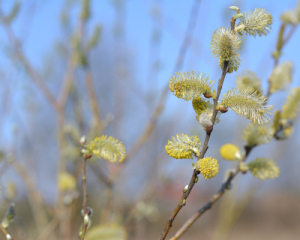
(170, 146, 253, 240)
(282, 25, 298, 46)
(0, 224, 14, 240)
(85, 70, 104, 134)
(80, 156, 88, 240)
(160, 61, 229, 240)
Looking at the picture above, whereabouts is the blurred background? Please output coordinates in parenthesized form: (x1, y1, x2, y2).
(0, 0, 299, 239)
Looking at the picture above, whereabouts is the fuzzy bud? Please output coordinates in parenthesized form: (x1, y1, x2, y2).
(181, 199, 186, 205)
(6, 235, 12, 240)
(229, 6, 240, 11)
(183, 185, 189, 193)
(84, 214, 89, 224)
(80, 136, 86, 146)
(199, 113, 213, 132)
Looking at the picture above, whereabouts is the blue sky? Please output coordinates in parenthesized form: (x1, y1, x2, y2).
(0, 0, 300, 200)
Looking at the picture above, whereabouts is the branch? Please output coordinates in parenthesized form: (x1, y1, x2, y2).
(0, 8, 58, 109)
(80, 153, 90, 240)
(160, 61, 229, 240)
(85, 70, 104, 134)
(170, 146, 253, 240)
(0, 224, 13, 240)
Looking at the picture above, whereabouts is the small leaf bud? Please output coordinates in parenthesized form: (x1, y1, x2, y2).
(216, 105, 228, 113)
(229, 6, 240, 11)
(80, 136, 86, 146)
(203, 93, 212, 98)
(194, 176, 199, 183)
(183, 185, 189, 193)
(84, 214, 89, 224)
(233, 13, 245, 20)
(6, 234, 12, 240)
(181, 199, 186, 205)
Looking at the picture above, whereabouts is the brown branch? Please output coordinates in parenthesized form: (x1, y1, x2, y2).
(282, 25, 298, 46)
(170, 146, 253, 240)
(0, 8, 58, 109)
(80, 155, 89, 240)
(0, 224, 13, 240)
(160, 61, 229, 240)
(11, 160, 50, 233)
(169, 15, 299, 240)
(85, 70, 104, 134)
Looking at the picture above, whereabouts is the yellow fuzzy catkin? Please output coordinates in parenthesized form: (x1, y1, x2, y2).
(211, 27, 242, 72)
(86, 136, 126, 163)
(195, 157, 219, 180)
(236, 70, 262, 94)
(236, 8, 273, 37)
(242, 124, 273, 147)
(248, 158, 279, 180)
(169, 71, 213, 101)
(220, 144, 241, 160)
(221, 87, 272, 125)
(165, 133, 201, 159)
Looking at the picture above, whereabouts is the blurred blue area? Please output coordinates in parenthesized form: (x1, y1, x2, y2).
(0, 0, 299, 202)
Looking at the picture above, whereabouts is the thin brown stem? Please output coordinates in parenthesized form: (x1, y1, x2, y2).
(170, 146, 253, 240)
(85, 70, 104, 135)
(282, 25, 298, 46)
(160, 62, 229, 240)
(80, 156, 88, 240)
(0, 224, 13, 240)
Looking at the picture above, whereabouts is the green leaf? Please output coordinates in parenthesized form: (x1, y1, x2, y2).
(169, 71, 213, 101)
(85, 224, 127, 240)
(248, 158, 279, 180)
(86, 136, 126, 163)
(165, 133, 201, 159)
(221, 87, 272, 125)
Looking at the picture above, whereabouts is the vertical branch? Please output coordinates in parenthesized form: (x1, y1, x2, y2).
(160, 62, 229, 240)
(80, 156, 88, 240)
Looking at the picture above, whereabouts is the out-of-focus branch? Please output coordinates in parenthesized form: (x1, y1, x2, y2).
(10, 159, 50, 235)
(0, 8, 58, 110)
(85, 70, 104, 135)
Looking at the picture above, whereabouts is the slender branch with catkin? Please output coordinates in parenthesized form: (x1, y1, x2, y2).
(170, 4, 300, 238)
